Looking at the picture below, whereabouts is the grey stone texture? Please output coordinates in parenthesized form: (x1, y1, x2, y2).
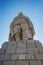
(27, 48, 39, 53)
(35, 54, 43, 60)
(6, 44, 16, 54)
(16, 47, 27, 53)
(35, 41, 42, 48)
(39, 48, 43, 53)
(0, 49, 5, 54)
(16, 61, 29, 65)
(11, 54, 18, 60)
(16, 41, 26, 48)
(0, 40, 43, 65)
(26, 54, 34, 60)
(27, 40, 36, 48)
(0, 55, 9, 60)
(3, 61, 15, 65)
(2, 42, 8, 49)
(0, 61, 2, 65)
(30, 61, 42, 65)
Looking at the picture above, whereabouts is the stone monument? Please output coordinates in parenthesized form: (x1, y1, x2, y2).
(9, 12, 35, 41)
(0, 12, 43, 65)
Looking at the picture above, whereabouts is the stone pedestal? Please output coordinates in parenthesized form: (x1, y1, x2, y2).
(0, 40, 43, 65)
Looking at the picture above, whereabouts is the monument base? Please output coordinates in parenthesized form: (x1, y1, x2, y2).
(0, 40, 43, 65)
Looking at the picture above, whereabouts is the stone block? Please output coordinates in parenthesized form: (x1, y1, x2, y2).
(35, 54, 43, 60)
(33, 48, 39, 53)
(0, 61, 2, 65)
(0, 49, 4, 54)
(27, 48, 38, 54)
(27, 48, 33, 53)
(2, 42, 8, 49)
(27, 40, 36, 48)
(16, 47, 26, 53)
(35, 41, 42, 48)
(0, 55, 9, 60)
(30, 61, 42, 65)
(10, 54, 18, 60)
(42, 61, 43, 65)
(17, 41, 26, 48)
(26, 54, 34, 60)
(16, 61, 29, 65)
(18, 54, 26, 60)
(39, 48, 43, 53)
(8, 41, 17, 44)
(11, 54, 26, 60)
(6, 44, 16, 54)
(3, 61, 15, 65)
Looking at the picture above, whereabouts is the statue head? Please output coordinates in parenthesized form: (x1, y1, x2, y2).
(18, 12, 23, 17)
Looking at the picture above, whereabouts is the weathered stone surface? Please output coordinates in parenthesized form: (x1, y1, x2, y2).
(22, 29, 32, 40)
(7, 41, 17, 44)
(3, 61, 15, 65)
(39, 48, 43, 53)
(27, 40, 35, 44)
(35, 54, 43, 60)
(6, 44, 16, 54)
(33, 48, 39, 53)
(16, 61, 29, 65)
(11, 54, 18, 60)
(2, 42, 8, 49)
(9, 12, 35, 41)
(18, 54, 26, 60)
(21, 23, 29, 30)
(30, 61, 42, 65)
(26, 54, 34, 60)
(0, 55, 9, 60)
(11, 54, 26, 60)
(27, 48, 38, 54)
(0, 61, 2, 65)
(42, 61, 43, 65)
(35, 41, 42, 48)
(17, 41, 26, 48)
(27, 40, 36, 48)
(27, 48, 33, 53)
(0, 49, 4, 54)
(16, 47, 26, 53)
(0, 41, 43, 65)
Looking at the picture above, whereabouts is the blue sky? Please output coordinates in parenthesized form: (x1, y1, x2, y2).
(0, 0, 43, 48)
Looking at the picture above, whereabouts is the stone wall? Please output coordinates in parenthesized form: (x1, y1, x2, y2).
(0, 40, 43, 65)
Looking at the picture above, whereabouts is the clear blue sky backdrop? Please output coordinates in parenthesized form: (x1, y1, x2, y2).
(0, 0, 43, 48)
